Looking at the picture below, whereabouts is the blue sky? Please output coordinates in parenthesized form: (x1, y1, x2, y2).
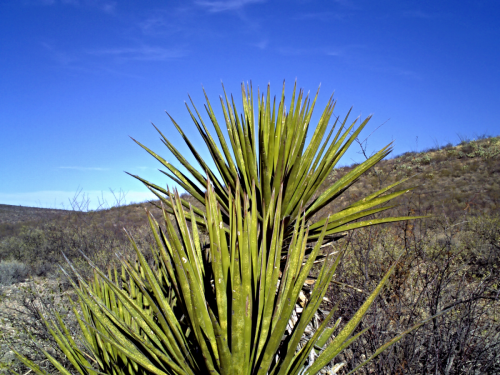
(1, 0, 499, 210)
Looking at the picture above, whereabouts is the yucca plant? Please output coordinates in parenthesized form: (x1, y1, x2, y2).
(12, 82, 447, 374)
(130, 81, 417, 244)
(130, 80, 423, 333)
(13, 181, 443, 375)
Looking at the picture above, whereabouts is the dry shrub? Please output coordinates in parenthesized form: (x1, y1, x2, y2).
(0, 279, 81, 373)
(0, 260, 29, 287)
(325, 214, 500, 374)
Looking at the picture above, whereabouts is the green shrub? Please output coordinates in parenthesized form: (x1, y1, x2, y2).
(412, 155, 431, 165)
(0, 260, 28, 286)
(425, 172, 435, 180)
(0, 217, 153, 281)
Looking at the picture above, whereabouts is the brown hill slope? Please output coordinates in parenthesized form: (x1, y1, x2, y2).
(0, 205, 71, 226)
(315, 135, 500, 220)
(0, 205, 72, 239)
(1, 135, 498, 240)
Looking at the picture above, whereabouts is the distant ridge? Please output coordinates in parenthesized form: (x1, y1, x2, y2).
(1, 136, 498, 235)
(0, 204, 72, 226)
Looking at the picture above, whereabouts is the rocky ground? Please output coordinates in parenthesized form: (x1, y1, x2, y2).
(0, 277, 78, 373)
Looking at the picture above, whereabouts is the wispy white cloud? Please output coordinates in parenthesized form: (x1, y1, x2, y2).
(325, 49, 342, 57)
(138, 13, 192, 37)
(87, 45, 187, 62)
(59, 166, 109, 171)
(277, 47, 309, 56)
(27, 0, 116, 13)
(96, 1, 116, 14)
(252, 39, 268, 49)
(137, 6, 226, 39)
(42, 39, 186, 75)
(402, 10, 440, 19)
(292, 11, 347, 21)
(195, 0, 266, 13)
(139, 15, 171, 36)
(278, 46, 344, 57)
(395, 69, 421, 80)
(41, 42, 78, 65)
(331, 0, 361, 10)
(23, 0, 56, 4)
(333, 0, 353, 6)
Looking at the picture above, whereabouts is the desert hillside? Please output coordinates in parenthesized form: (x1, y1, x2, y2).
(1, 135, 499, 374)
(2, 135, 498, 238)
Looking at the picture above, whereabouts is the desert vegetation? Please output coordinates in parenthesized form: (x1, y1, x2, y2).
(0, 85, 499, 373)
